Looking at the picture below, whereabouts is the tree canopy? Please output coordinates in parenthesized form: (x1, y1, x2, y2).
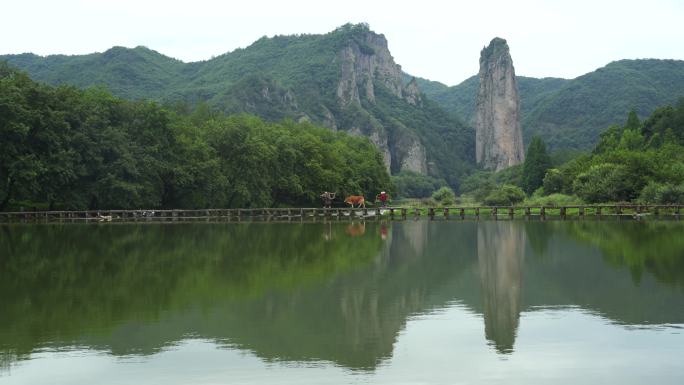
(0, 64, 391, 210)
(522, 136, 551, 194)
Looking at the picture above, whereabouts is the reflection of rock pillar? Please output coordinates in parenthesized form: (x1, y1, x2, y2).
(477, 222, 525, 354)
(402, 219, 428, 255)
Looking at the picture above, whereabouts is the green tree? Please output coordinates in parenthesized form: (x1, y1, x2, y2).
(542, 168, 564, 194)
(572, 163, 634, 203)
(522, 136, 551, 195)
(624, 109, 641, 130)
(391, 171, 444, 198)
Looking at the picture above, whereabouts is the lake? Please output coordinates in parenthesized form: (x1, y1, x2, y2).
(1, 220, 683, 384)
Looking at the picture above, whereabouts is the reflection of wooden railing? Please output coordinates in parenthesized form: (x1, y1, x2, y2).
(1, 205, 682, 223)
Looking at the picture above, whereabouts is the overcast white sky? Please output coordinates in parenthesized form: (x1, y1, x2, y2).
(2, 0, 683, 85)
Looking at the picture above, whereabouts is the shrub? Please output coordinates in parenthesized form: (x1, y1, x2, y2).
(523, 193, 584, 207)
(639, 182, 684, 204)
(483, 184, 525, 206)
(431, 186, 456, 206)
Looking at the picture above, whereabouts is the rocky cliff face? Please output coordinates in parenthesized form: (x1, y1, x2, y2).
(333, 26, 426, 173)
(475, 38, 525, 171)
(335, 31, 420, 107)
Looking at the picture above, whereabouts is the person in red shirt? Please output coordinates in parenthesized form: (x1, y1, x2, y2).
(376, 191, 389, 207)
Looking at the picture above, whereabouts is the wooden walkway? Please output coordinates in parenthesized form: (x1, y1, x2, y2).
(0, 205, 682, 223)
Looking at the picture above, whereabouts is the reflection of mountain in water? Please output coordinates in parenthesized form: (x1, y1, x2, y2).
(1, 220, 684, 371)
(0, 221, 479, 371)
(477, 222, 524, 354)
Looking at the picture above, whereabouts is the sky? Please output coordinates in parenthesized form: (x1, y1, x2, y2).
(2, 0, 683, 86)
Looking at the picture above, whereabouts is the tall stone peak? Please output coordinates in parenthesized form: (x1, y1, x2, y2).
(475, 37, 525, 171)
(480, 37, 509, 62)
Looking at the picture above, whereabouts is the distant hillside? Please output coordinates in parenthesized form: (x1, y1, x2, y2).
(524, 59, 684, 149)
(417, 59, 684, 150)
(1, 24, 473, 189)
(4, 46, 186, 100)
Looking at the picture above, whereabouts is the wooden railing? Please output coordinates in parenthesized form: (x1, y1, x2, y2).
(0, 205, 682, 223)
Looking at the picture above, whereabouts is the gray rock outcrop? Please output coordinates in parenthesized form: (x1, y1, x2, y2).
(334, 27, 427, 173)
(475, 38, 525, 171)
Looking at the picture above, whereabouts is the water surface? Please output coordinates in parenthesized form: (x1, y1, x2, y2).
(1, 220, 683, 384)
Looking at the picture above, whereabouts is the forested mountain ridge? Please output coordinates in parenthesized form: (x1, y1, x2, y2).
(416, 59, 684, 151)
(5, 23, 684, 181)
(4, 46, 185, 100)
(1, 24, 474, 189)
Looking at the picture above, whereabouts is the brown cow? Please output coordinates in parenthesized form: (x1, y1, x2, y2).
(344, 195, 366, 208)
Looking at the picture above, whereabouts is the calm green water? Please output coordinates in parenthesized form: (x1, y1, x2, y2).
(1, 220, 683, 384)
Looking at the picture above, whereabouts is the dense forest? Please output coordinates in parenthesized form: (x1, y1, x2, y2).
(0, 63, 391, 210)
(462, 99, 684, 205)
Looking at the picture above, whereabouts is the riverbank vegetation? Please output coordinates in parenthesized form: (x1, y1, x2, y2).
(0, 64, 391, 210)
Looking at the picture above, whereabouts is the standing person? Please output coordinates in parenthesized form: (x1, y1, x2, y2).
(377, 191, 389, 207)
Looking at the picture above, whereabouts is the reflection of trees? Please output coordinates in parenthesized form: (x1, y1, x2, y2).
(564, 221, 684, 288)
(477, 222, 525, 354)
(0, 223, 384, 365)
(519, 221, 684, 325)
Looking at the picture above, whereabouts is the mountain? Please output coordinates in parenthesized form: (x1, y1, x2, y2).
(1, 24, 473, 188)
(418, 59, 684, 151)
(474, 37, 525, 171)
